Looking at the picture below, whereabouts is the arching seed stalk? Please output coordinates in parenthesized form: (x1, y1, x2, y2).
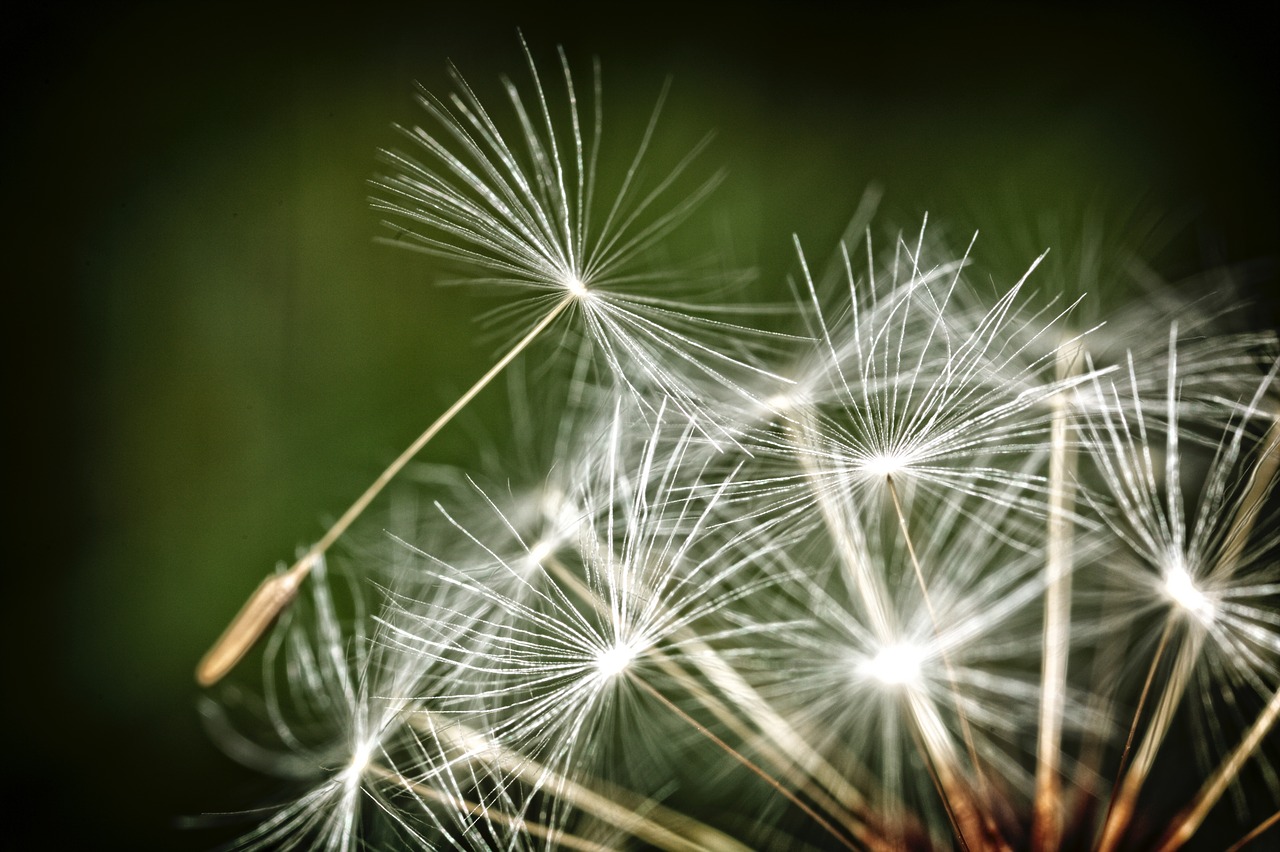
(196, 295, 576, 686)
(1095, 616, 1182, 849)
(902, 697, 973, 852)
(1095, 619, 1173, 841)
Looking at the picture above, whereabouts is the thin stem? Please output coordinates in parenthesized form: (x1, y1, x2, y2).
(1211, 413, 1280, 580)
(196, 296, 575, 686)
(1093, 619, 1176, 852)
(1069, 568, 1131, 823)
(903, 694, 973, 852)
(630, 674, 860, 852)
(886, 475, 1003, 851)
(1224, 809, 1280, 852)
(1034, 344, 1080, 852)
(670, 635, 895, 847)
(1155, 686, 1280, 852)
(650, 651, 881, 848)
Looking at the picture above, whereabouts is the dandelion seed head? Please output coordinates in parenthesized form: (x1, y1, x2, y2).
(563, 273, 590, 300)
(527, 538, 556, 566)
(765, 389, 805, 413)
(342, 738, 376, 787)
(862, 452, 913, 479)
(1163, 564, 1215, 625)
(861, 642, 926, 688)
(539, 486, 568, 516)
(595, 640, 641, 680)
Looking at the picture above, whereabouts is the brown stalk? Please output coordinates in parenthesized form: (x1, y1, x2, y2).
(1033, 343, 1081, 852)
(196, 296, 575, 686)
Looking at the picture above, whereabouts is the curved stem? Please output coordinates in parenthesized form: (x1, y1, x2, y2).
(196, 296, 574, 686)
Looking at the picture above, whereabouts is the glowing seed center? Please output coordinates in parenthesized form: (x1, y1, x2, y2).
(766, 393, 792, 411)
(595, 642, 639, 679)
(344, 739, 376, 786)
(863, 643, 925, 687)
(1164, 566, 1215, 625)
(864, 453, 910, 478)
(539, 487, 566, 519)
(765, 389, 805, 413)
(527, 538, 555, 565)
(564, 275, 589, 298)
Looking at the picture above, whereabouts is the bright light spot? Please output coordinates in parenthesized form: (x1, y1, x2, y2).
(766, 393, 792, 411)
(863, 452, 911, 478)
(595, 641, 640, 680)
(766, 391, 806, 413)
(539, 487, 566, 519)
(527, 538, 555, 565)
(862, 643, 926, 687)
(564, 275, 590, 299)
(1164, 566, 1215, 625)
(344, 739, 376, 785)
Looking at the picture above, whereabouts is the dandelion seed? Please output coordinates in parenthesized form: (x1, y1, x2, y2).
(861, 452, 913, 480)
(200, 556, 552, 851)
(197, 37, 785, 687)
(1084, 331, 1280, 852)
(747, 223, 1108, 519)
(380, 402, 786, 795)
(373, 36, 788, 431)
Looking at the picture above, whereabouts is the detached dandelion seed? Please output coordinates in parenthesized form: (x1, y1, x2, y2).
(197, 37, 771, 687)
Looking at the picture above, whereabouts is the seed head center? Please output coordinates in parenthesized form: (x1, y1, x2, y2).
(343, 739, 376, 787)
(862, 642, 925, 687)
(864, 452, 911, 478)
(595, 641, 639, 680)
(1164, 566, 1215, 625)
(527, 538, 555, 566)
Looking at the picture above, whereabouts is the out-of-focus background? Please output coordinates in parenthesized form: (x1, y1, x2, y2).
(7, 2, 1276, 848)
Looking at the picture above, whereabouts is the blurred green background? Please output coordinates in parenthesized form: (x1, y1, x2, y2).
(6, 2, 1276, 848)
